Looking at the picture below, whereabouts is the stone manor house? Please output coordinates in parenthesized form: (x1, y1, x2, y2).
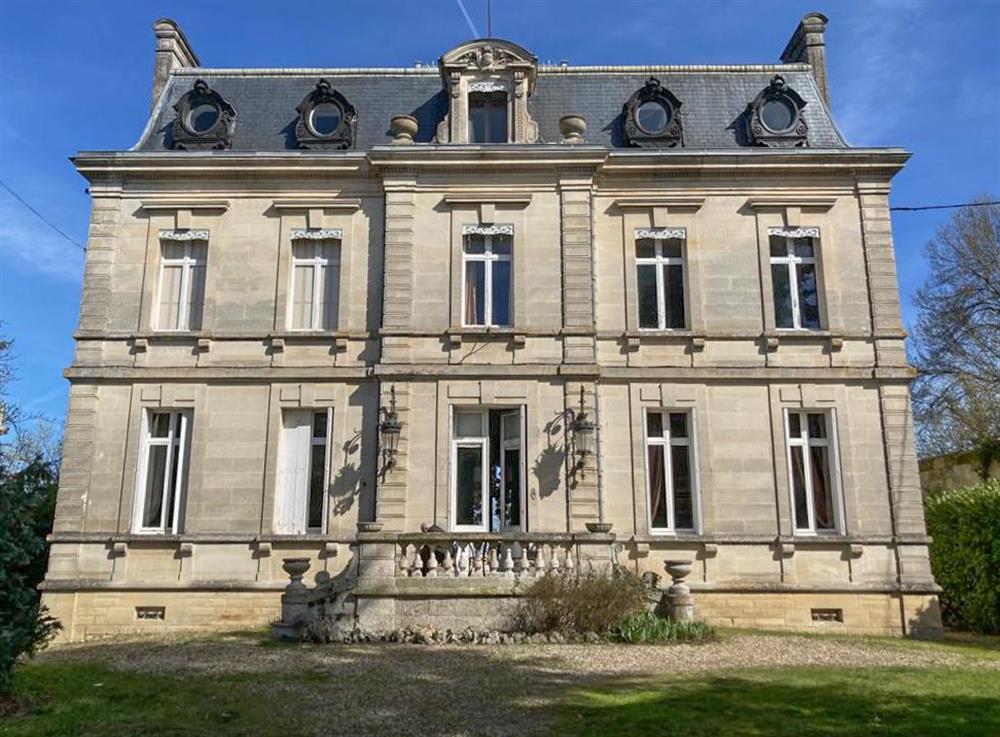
(42, 13, 943, 639)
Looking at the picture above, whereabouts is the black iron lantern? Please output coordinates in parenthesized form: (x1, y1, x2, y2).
(571, 386, 596, 470)
(379, 385, 403, 468)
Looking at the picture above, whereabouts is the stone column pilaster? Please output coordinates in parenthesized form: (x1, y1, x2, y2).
(381, 177, 416, 363)
(374, 382, 410, 531)
(559, 177, 596, 364)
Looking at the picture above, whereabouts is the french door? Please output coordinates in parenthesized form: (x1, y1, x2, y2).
(450, 407, 525, 532)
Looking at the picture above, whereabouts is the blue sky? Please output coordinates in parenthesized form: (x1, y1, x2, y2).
(1, 0, 998, 427)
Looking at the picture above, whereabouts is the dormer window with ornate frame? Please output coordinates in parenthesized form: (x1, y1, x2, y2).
(436, 39, 538, 144)
(623, 77, 684, 148)
(746, 75, 808, 148)
(294, 79, 358, 150)
(170, 79, 236, 150)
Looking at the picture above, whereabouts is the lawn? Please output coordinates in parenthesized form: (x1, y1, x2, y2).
(2, 631, 998, 737)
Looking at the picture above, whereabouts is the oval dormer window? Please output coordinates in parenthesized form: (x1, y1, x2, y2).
(309, 102, 343, 137)
(622, 77, 683, 148)
(636, 100, 671, 134)
(187, 103, 220, 134)
(294, 79, 357, 149)
(760, 97, 796, 133)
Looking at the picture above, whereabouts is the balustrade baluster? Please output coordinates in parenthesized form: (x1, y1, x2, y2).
(564, 545, 575, 575)
(458, 544, 470, 577)
(511, 542, 524, 577)
(500, 545, 514, 577)
(397, 544, 411, 577)
(488, 545, 499, 576)
(472, 544, 483, 577)
(425, 546, 438, 578)
(441, 546, 454, 577)
(549, 544, 560, 574)
(535, 544, 548, 576)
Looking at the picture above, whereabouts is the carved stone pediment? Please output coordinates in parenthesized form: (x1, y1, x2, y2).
(170, 79, 236, 150)
(439, 39, 538, 92)
(745, 75, 809, 148)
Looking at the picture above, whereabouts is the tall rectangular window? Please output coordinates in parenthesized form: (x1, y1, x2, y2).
(157, 240, 206, 331)
(645, 410, 696, 532)
(289, 240, 340, 331)
(770, 233, 821, 329)
(134, 410, 191, 534)
(277, 410, 330, 534)
(636, 233, 686, 330)
(469, 91, 508, 143)
(785, 410, 840, 533)
(463, 228, 512, 327)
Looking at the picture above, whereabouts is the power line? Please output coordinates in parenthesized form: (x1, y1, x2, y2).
(890, 201, 1000, 212)
(0, 177, 86, 252)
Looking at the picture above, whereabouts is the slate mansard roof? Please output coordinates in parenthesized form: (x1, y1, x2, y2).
(134, 63, 848, 153)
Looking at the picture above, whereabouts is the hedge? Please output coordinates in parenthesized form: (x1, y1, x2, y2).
(924, 479, 1000, 633)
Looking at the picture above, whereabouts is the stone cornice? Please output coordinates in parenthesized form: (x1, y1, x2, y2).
(73, 147, 910, 185)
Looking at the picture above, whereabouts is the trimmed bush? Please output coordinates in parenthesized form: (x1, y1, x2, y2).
(513, 568, 647, 634)
(0, 458, 60, 696)
(614, 612, 716, 644)
(925, 479, 1000, 633)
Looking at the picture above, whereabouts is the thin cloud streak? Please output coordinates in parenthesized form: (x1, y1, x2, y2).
(833, 0, 931, 146)
(0, 199, 85, 283)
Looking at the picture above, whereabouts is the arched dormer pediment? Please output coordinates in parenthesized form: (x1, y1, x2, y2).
(436, 39, 539, 144)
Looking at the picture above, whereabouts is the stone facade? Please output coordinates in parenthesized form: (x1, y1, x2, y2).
(42, 14, 942, 641)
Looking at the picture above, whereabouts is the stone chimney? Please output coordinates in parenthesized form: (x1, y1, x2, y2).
(151, 18, 200, 111)
(780, 12, 830, 106)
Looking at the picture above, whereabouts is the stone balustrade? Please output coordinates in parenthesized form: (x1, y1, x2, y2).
(395, 535, 585, 579)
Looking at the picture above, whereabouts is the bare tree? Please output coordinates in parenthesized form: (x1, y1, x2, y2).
(910, 196, 1000, 458)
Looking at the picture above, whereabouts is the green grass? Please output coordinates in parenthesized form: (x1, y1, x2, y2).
(557, 667, 1000, 737)
(3, 631, 999, 736)
(1, 663, 325, 737)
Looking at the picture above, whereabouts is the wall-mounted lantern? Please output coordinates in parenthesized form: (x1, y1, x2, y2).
(571, 386, 596, 475)
(379, 385, 403, 469)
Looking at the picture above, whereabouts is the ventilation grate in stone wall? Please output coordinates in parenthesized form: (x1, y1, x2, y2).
(810, 608, 843, 623)
(135, 606, 166, 621)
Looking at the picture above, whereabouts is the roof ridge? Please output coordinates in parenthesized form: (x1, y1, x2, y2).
(169, 63, 813, 77)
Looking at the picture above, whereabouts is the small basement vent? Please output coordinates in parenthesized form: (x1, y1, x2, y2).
(811, 608, 843, 623)
(135, 606, 166, 621)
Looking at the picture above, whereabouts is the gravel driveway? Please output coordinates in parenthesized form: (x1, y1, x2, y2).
(37, 633, 997, 737)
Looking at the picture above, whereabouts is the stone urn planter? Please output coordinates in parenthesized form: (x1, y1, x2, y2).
(585, 521, 613, 534)
(663, 559, 694, 622)
(282, 557, 311, 592)
(559, 114, 587, 143)
(663, 559, 692, 585)
(390, 115, 418, 144)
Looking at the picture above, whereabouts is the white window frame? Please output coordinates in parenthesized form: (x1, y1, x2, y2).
(155, 240, 206, 332)
(635, 232, 687, 331)
(643, 409, 699, 534)
(783, 408, 844, 535)
(448, 406, 526, 532)
(450, 409, 489, 532)
(287, 239, 341, 332)
(769, 233, 821, 330)
(276, 408, 333, 534)
(133, 410, 191, 535)
(461, 230, 513, 328)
